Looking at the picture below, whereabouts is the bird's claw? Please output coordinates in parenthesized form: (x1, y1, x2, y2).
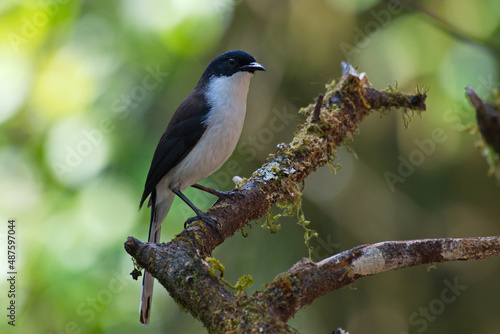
(213, 190, 245, 206)
(184, 213, 219, 230)
(212, 190, 232, 205)
(214, 190, 232, 200)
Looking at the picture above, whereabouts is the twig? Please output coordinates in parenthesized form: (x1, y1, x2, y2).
(311, 93, 324, 122)
(466, 87, 500, 154)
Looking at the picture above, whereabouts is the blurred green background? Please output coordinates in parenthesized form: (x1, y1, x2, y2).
(1, 0, 499, 333)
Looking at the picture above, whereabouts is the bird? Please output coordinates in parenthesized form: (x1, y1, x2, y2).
(138, 50, 265, 325)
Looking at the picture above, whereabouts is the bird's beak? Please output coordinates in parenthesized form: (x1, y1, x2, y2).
(241, 62, 266, 72)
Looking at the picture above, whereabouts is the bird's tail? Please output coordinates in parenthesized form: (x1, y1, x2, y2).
(140, 189, 174, 325)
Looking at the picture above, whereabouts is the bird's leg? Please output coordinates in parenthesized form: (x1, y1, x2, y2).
(191, 183, 232, 200)
(170, 186, 219, 229)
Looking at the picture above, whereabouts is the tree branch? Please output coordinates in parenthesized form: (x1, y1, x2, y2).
(123, 63, 500, 333)
(263, 236, 500, 322)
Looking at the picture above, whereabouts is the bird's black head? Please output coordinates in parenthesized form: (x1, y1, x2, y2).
(202, 50, 266, 81)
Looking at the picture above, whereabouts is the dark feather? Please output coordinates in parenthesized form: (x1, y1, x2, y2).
(139, 88, 209, 209)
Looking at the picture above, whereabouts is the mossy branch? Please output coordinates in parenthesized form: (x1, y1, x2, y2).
(119, 63, 491, 333)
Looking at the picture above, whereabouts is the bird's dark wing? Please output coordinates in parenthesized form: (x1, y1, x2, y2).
(139, 90, 209, 209)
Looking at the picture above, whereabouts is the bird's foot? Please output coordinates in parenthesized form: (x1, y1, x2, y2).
(212, 189, 232, 200)
(184, 213, 219, 230)
(213, 190, 243, 205)
(216, 190, 250, 207)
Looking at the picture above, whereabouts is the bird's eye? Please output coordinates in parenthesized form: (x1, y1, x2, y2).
(228, 58, 236, 66)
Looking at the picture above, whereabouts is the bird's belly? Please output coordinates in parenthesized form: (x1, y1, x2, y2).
(166, 116, 244, 190)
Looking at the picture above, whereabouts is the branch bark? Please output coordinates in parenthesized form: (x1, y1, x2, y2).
(466, 87, 500, 155)
(123, 64, 498, 333)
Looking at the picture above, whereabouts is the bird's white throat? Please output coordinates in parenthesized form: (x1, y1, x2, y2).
(204, 71, 254, 130)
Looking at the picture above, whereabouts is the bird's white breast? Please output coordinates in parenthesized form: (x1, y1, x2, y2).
(165, 71, 254, 190)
